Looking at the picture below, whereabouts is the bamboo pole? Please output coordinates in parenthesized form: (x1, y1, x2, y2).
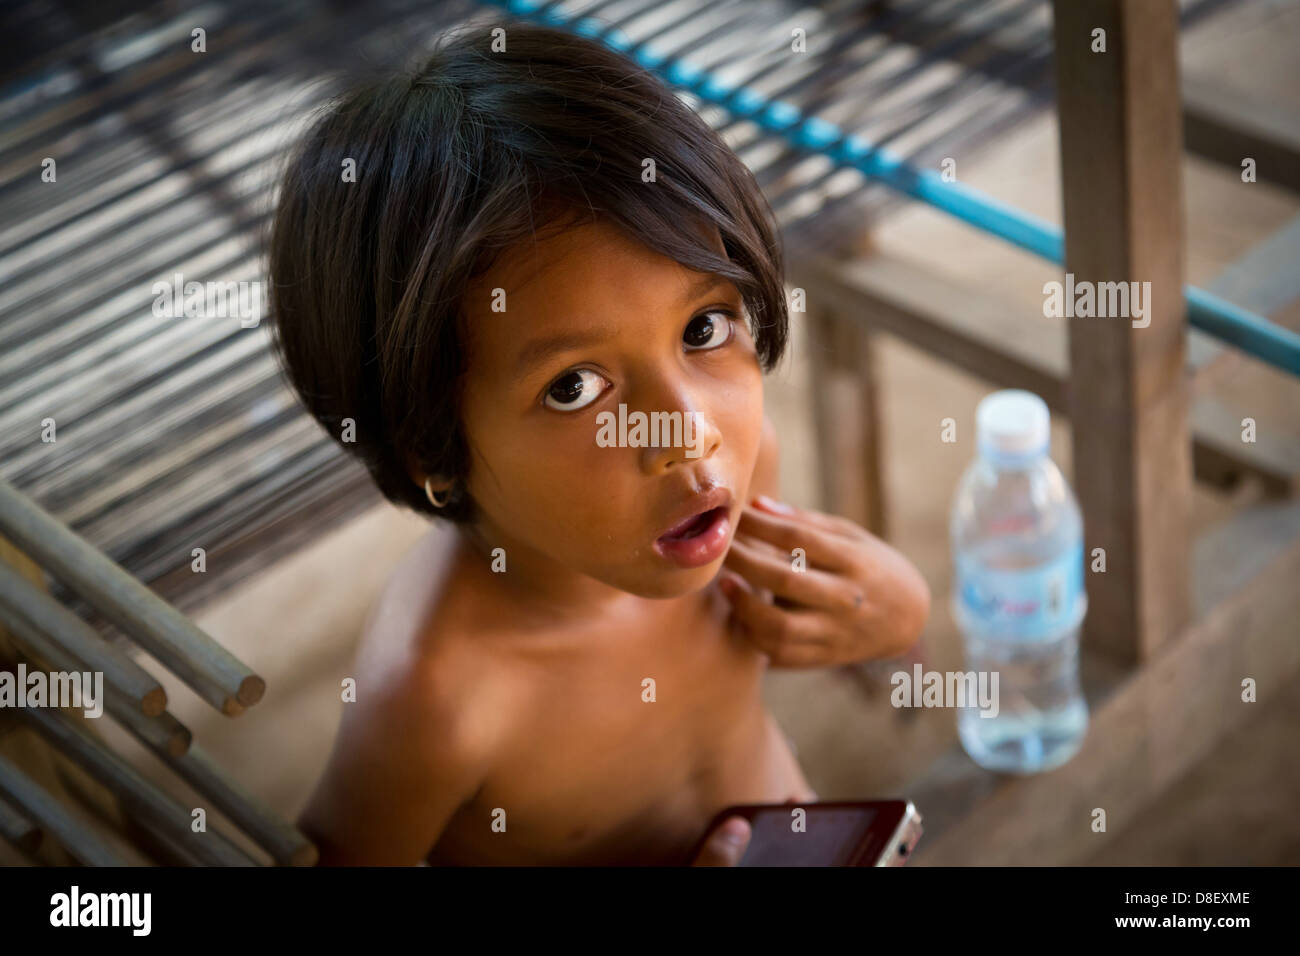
(0, 792, 43, 855)
(0, 558, 167, 716)
(7, 606, 309, 861)
(162, 742, 317, 867)
(0, 753, 124, 866)
(0, 479, 264, 714)
(126, 813, 209, 867)
(19, 705, 261, 866)
(3, 609, 190, 756)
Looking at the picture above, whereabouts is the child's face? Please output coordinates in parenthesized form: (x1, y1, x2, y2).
(455, 217, 765, 599)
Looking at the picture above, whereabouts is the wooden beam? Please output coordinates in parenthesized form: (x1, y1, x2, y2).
(789, 254, 1300, 492)
(1052, 0, 1191, 664)
(790, 256, 1068, 412)
(805, 303, 889, 537)
(1189, 218, 1300, 393)
(1183, 73, 1300, 194)
(1190, 395, 1300, 496)
(908, 498, 1300, 865)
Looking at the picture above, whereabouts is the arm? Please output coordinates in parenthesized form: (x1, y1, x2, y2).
(297, 636, 495, 866)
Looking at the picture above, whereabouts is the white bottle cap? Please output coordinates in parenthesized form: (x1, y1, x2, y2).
(976, 389, 1050, 462)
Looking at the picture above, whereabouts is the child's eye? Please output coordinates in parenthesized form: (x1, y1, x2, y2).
(683, 311, 735, 351)
(543, 368, 609, 411)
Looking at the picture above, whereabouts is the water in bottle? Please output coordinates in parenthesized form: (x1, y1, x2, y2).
(950, 389, 1088, 774)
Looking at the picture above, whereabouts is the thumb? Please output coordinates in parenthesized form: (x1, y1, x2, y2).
(691, 816, 752, 867)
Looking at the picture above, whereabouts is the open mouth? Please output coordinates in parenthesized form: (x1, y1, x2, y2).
(659, 506, 727, 541)
(653, 505, 731, 568)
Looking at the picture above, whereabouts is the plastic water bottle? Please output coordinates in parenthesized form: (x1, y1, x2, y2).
(950, 390, 1088, 774)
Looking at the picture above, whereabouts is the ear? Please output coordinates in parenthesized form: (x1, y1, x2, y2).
(404, 452, 451, 499)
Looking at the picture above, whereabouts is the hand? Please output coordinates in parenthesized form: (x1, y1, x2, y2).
(690, 816, 752, 866)
(718, 496, 930, 668)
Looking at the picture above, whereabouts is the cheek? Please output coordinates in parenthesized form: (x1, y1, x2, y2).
(461, 397, 634, 533)
(716, 359, 765, 456)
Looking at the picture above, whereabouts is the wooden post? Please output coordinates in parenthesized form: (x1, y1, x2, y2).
(1051, 0, 1191, 664)
(806, 305, 889, 538)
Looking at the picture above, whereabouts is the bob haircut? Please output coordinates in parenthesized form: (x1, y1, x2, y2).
(267, 20, 788, 523)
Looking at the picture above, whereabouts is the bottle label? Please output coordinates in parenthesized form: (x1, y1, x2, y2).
(954, 546, 1086, 640)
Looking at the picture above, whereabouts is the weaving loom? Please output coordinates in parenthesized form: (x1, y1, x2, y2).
(2, 0, 1263, 629)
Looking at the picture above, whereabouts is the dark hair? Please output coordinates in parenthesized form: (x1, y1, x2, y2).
(267, 20, 788, 523)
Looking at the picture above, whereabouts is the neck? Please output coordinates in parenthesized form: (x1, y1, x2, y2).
(456, 517, 673, 627)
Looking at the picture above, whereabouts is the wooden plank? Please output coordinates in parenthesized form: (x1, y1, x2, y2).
(1190, 216, 1300, 391)
(1052, 0, 1192, 664)
(1190, 395, 1300, 496)
(789, 254, 1300, 492)
(805, 303, 889, 536)
(790, 255, 1069, 410)
(909, 498, 1300, 865)
(1183, 73, 1300, 195)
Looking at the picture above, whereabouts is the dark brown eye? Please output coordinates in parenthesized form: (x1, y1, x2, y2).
(543, 369, 607, 411)
(683, 312, 733, 351)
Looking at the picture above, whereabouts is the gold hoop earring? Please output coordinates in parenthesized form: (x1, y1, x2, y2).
(424, 477, 451, 509)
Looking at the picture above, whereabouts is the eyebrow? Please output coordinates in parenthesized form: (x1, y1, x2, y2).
(512, 272, 732, 375)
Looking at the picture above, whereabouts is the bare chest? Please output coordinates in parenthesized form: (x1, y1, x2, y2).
(426, 599, 793, 865)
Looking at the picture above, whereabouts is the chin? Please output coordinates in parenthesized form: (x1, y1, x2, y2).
(613, 561, 725, 600)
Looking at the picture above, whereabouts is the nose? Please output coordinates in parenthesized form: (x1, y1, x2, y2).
(638, 397, 723, 475)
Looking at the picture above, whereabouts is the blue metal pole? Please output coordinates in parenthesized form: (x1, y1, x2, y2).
(488, 0, 1300, 376)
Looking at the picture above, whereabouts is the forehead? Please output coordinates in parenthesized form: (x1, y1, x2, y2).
(467, 216, 728, 318)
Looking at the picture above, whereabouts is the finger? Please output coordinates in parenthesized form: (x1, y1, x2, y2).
(753, 496, 865, 541)
(724, 536, 865, 614)
(735, 506, 854, 572)
(730, 525, 788, 562)
(720, 572, 833, 659)
(692, 816, 751, 867)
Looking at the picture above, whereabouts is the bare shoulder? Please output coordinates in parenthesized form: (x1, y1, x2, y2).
(298, 523, 513, 864)
(355, 522, 515, 762)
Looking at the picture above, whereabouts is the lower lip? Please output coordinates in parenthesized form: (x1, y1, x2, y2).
(653, 507, 731, 569)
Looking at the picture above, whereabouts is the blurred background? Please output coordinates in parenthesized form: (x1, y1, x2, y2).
(1, 0, 1297, 865)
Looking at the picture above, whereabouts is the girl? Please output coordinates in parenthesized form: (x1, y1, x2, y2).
(268, 20, 929, 865)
